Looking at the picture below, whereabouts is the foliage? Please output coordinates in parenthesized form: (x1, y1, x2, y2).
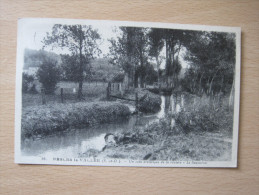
(138, 91, 161, 113)
(60, 54, 91, 82)
(109, 27, 186, 89)
(22, 73, 37, 93)
(24, 48, 61, 69)
(163, 29, 185, 88)
(173, 93, 233, 135)
(148, 28, 164, 87)
(143, 63, 158, 85)
(43, 24, 101, 98)
(90, 58, 120, 82)
(183, 31, 236, 95)
(122, 89, 161, 113)
(148, 28, 164, 58)
(109, 27, 150, 87)
(37, 57, 61, 94)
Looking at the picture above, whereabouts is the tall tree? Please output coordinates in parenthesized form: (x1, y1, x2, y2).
(164, 29, 184, 88)
(134, 27, 149, 87)
(60, 54, 92, 82)
(148, 28, 164, 89)
(37, 56, 60, 94)
(109, 27, 137, 88)
(183, 31, 236, 96)
(109, 27, 149, 88)
(43, 24, 101, 99)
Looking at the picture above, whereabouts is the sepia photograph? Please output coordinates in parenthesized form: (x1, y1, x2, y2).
(15, 18, 241, 167)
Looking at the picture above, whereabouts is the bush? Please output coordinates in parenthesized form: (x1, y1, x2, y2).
(174, 94, 233, 134)
(139, 91, 161, 113)
(37, 58, 60, 94)
(22, 73, 37, 93)
(123, 89, 162, 113)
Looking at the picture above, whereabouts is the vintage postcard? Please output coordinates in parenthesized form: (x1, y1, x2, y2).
(15, 18, 241, 167)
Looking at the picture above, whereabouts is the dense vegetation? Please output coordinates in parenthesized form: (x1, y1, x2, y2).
(22, 102, 131, 140)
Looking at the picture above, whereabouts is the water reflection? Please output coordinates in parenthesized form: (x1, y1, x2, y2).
(22, 94, 186, 158)
(22, 119, 134, 158)
(157, 93, 184, 118)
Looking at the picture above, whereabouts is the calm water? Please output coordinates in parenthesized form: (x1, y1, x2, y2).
(22, 94, 185, 158)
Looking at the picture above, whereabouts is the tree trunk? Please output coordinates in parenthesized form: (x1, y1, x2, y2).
(228, 78, 235, 109)
(134, 69, 138, 88)
(171, 41, 175, 89)
(199, 72, 204, 95)
(156, 55, 160, 90)
(77, 26, 84, 99)
(209, 67, 221, 96)
(78, 81, 83, 98)
(165, 38, 169, 88)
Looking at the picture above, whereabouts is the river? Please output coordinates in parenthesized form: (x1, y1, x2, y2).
(21, 94, 185, 158)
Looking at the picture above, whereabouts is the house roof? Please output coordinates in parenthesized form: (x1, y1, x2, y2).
(111, 72, 124, 82)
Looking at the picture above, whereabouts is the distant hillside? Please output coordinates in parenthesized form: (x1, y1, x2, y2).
(24, 49, 121, 82)
(90, 58, 121, 81)
(24, 48, 61, 70)
(90, 58, 120, 71)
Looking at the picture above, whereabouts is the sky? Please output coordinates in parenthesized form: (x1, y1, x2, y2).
(21, 21, 117, 57)
(20, 20, 188, 69)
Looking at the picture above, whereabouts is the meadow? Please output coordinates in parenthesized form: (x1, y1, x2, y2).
(22, 81, 108, 107)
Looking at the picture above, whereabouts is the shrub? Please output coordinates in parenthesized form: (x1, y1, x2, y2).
(22, 73, 36, 93)
(139, 91, 161, 113)
(37, 58, 60, 94)
(123, 89, 162, 113)
(174, 94, 233, 134)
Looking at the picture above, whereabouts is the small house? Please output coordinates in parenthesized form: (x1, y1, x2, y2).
(110, 72, 127, 96)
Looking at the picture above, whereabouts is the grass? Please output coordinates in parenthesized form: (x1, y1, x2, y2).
(98, 131, 232, 161)
(21, 101, 131, 140)
(22, 81, 108, 107)
(94, 93, 234, 161)
(174, 93, 234, 135)
(23, 81, 161, 114)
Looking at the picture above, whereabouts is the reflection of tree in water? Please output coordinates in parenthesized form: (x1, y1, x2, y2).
(162, 93, 185, 117)
(164, 95, 171, 114)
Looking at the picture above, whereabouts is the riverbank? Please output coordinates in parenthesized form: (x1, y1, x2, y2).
(21, 101, 131, 140)
(97, 130, 232, 161)
(93, 117, 232, 161)
(88, 94, 233, 161)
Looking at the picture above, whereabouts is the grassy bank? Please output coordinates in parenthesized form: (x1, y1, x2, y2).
(21, 101, 131, 140)
(97, 125, 232, 161)
(174, 93, 233, 135)
(92, 93, 233, 161)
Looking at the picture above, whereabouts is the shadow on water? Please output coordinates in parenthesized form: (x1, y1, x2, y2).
(22, 93, 186, 158)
